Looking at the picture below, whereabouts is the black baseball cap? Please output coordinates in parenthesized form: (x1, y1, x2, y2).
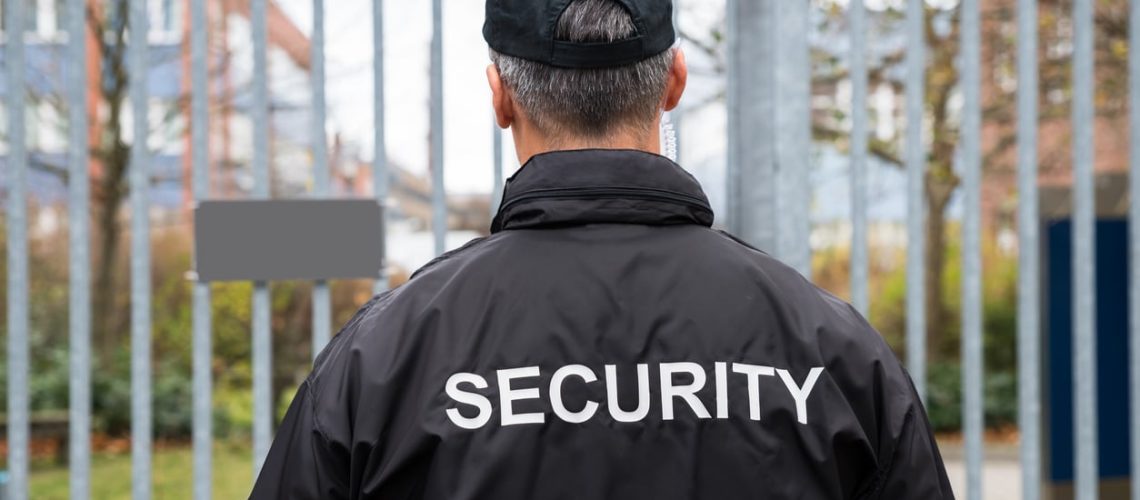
(484, 0, 675, 69)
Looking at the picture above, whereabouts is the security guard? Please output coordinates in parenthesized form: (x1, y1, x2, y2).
(251, 0, 953, 498)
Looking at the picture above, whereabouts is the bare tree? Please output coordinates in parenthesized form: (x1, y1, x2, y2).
(679, 0, 1131, 361)
(22, 0, 190, 354)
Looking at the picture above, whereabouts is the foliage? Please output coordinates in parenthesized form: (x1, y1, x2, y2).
(0, 222, 375, 439)
(814, 224, 1022, 432)
(90, 349, 132, 436)
(925, 361, 1019, 432)
(214, 385, 254, 439)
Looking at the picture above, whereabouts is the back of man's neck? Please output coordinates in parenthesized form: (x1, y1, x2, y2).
(516, 134, 661, 165)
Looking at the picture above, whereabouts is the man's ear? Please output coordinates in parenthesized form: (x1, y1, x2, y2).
(662, 48, 687, 112)
(487, 64, 514, 129)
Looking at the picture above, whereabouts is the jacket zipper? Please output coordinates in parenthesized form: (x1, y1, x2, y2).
(499, 186, 710, 213)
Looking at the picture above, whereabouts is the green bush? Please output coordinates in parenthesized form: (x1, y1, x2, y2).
(213, 378, 254, 439)
(29, 347, 70, 412)
(925, 362, 963, 431)
(91, 349, 134, 436)
(1, 340, 198, 439)
(925, 361, 1018, 432)
(984, 370, 1018, 428)
(861, 226, 1021, 432)
(153, 363, 194, 438)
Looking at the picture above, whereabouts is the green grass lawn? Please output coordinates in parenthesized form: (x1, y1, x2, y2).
(28, 442, 253, 499)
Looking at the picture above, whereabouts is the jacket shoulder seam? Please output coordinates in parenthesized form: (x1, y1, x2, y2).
(408, 235, 497, 281)
(710, 229, 770, 255)
(308, 292, 388, 385)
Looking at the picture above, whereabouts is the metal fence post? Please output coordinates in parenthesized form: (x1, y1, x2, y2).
(189, 0, 213, 497)
(960, 0, 984, 497)
(848, 0, 868, 316)
(430, 0, 446, 256)
(66, 0, 92, 497)
(128, 0, 154, 497)
(4, 0, 30, 496)
(729, 0, 777, 252)
(774, 0, 811, 278)
(904, 0, 927, 402)
(373, 0, 389, 294)
(1016, 0, 1042, 497)
(726, 0, 809, 270)
(724, 0, 740, 234)
(312, 0, 331, 359)
(1071, 0, 1098, 497)
(1130, 0, 1140, 497)
(250, 0, 274, 477)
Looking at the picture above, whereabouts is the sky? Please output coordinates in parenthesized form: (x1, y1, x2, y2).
(272, 0, 751, 196)
(271, 0, 913, 223)
(276, 0, 521, 195)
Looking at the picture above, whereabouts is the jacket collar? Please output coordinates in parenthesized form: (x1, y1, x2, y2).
(491, 149, 715, 233)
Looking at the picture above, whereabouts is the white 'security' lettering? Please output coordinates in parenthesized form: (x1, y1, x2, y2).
(605, 364, 651, 422)
(498, 366, 545, 426)
(443, 362, 826, 429)
(550, 364, 599, 423)
(444, 373, 492, 430)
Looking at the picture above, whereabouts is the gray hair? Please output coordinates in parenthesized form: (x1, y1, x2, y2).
(490, 0, 675, 142)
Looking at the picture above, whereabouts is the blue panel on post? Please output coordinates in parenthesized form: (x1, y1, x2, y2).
(194, 199, 384, 282)
(1046, 219, 1132, 482)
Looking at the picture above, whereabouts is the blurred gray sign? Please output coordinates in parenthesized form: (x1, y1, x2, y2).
(194, 199, 383, 282)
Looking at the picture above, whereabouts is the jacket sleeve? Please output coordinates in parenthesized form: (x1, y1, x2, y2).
(867, 373, 956, 500)
(249, 294, 388, 499)
(248, 380, 351, 500)
(819, 293, 955, 500)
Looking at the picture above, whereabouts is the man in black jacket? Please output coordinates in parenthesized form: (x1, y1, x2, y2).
(251, 0, 954, 498)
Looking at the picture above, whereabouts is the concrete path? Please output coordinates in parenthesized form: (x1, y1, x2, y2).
(939, 442, 1022, 499)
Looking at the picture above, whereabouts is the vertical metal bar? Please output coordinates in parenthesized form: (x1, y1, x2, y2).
(311, 0, 330, 359)
(251, 287, 271, 475)
(774, 0, 811, 277)
(904, 0, 927, 401)
(250, 0, 273, 476)
(960, 0, 983, 497)
(430, 0, 445, 256)
(848, 0, 868, 316)
(730, 0, 777, 252)
(1016, 0, 1042, 495)
(4, 0, 29, 495)
(1131, 0, 1140, 496)
(1072, 0, 1097, 497)
(1127, 0, 1140, 495)
(745, 0, 776, 252)
(189, 0, 213, 497)
(66, 0, 91, 496)
(491, 116, 503, 216)
(372, 0, 388, 294)
(129, 0, 153, 497)
(724, 0, 739, 233)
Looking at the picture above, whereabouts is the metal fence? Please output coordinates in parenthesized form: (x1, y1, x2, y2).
(0, 0, 1130, 499)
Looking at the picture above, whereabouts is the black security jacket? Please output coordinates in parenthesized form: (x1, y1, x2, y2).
(250, 149, 953, 500)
